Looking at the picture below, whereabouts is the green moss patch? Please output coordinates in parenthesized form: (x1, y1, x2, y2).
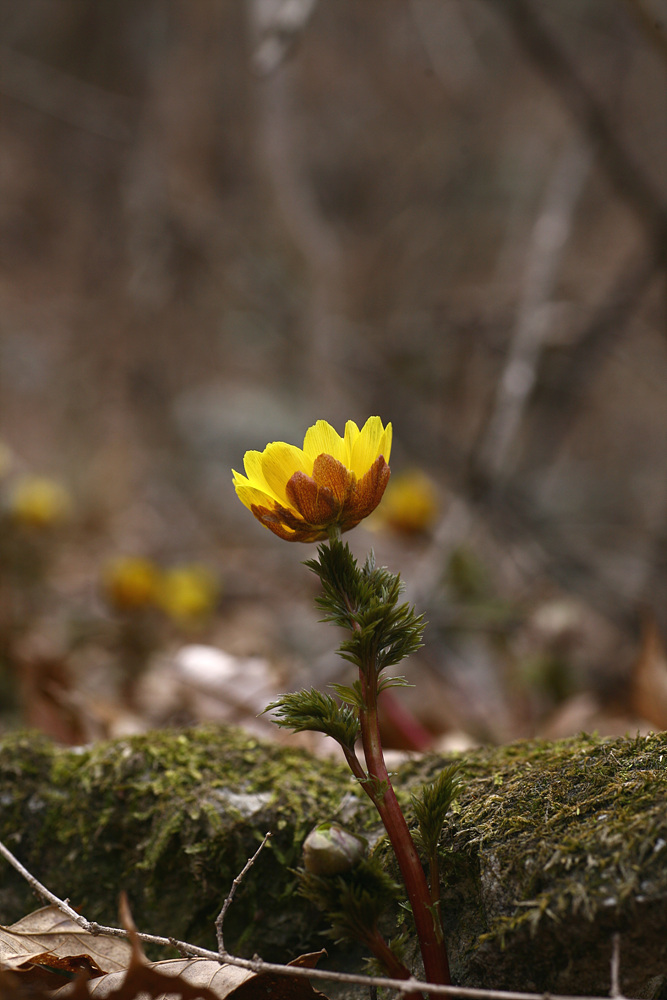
(413, 732, 667, 993)
(1, 727, 666, 993)
(0, 726, 369, 959)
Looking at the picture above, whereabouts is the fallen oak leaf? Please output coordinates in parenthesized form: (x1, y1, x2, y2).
(0, 905, 131, 974)
(52, 895, 329, 1000)
(3, 951, 107, 991)
(54, 957, 237, 999)
(52, 957, 329, 1000)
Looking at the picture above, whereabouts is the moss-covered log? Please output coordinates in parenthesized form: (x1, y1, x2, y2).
(1, 726, 666, 996)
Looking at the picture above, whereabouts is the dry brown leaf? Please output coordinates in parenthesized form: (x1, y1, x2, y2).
(0, 905, 132, 972)
(52, 957, 328, 1000)
(52, 958, 247, 998)
(1, 906, 328, 1000)
(285, 950, 327, 970)
(539, 690, 651, 739)
(630, 615, 667, 731)
(4, 951, 108, 992)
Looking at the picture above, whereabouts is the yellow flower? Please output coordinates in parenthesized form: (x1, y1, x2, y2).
(103, 556, 160, 612)
(233, 417, 392, 542)
(157, 565, 218, 624)
(8, 476, 71, 529)
(379, 469, 439, 535)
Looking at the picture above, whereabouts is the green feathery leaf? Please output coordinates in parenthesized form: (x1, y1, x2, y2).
(411, 763, 462, 857)
(377, 674, 412, 694)
(264, 688, 360, 750)
(306, 541, 425, 677)
(329, 680, 364, 709)
(298, 855, 402, 946)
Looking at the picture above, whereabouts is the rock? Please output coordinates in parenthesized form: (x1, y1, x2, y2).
(0, 726, 666, 995)
(405, 732, 667, 995)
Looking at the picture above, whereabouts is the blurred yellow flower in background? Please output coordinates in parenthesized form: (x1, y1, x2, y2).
(378, 469, 439, 535)
(157, 565, 218, 624)
(8, 476, 71, 529)
(233, 417, 392, 542)
(103, 556, 160, 612)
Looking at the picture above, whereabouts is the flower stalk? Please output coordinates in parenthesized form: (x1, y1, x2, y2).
(344, 567, 451, 989)
(267, 540, 453, 990)
(359, 694, 450, 985)
(235, 419, 456, 989)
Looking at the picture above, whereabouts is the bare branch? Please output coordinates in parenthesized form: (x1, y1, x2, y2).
(215, 831, 272, 956)
(409, 0, 484, 97)
(609, 933, 625, 1000)
(248, 0, 319, 76)
(0, 45, 133, 142)
(621, 0, 667, 68)
(249, 11, 347, 411)
(514, 247, 660, 475)
(0, 837, 89, 930)
(475, 136, 592, 483)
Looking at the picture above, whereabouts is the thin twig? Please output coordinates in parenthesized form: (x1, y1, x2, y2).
(609, 933, 624, 999)
(0, 838, 88, 930)
(215, 831, 272, 956)
(0, 835, 628, 1000)
(512, 248, 659, 476)
(250, 2, 346, 412)
(409, 0, 484, 97)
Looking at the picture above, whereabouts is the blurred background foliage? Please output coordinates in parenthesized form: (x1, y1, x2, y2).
(0, 0, 666, 748)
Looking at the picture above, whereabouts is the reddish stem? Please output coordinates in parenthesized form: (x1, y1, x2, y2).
(358, 670, 451, 990)
(330, 540, 451, 990)
(363, 928, 415, 986)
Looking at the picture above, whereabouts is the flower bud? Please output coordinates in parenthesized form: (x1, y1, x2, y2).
(302, 823, 367, 875)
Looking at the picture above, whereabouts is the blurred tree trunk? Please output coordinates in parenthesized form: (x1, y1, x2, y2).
(249, 3, 347, 414)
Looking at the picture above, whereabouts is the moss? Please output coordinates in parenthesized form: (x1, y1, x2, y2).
(408, 731, 667, 993)
(1, 727, 667, 993)
(0, 726, 372, 960)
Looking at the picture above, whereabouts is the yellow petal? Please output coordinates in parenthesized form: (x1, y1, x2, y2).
(344, 420, 361, 461)
(241, 450, 265, 487)
(349, 417, 391, 477)
(242, 450, 284, 503)
(303, 420, 347, 466)
(260, 441, 310, 505)
(233, 476, 277, 513)
(380, 422, 392, 463)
